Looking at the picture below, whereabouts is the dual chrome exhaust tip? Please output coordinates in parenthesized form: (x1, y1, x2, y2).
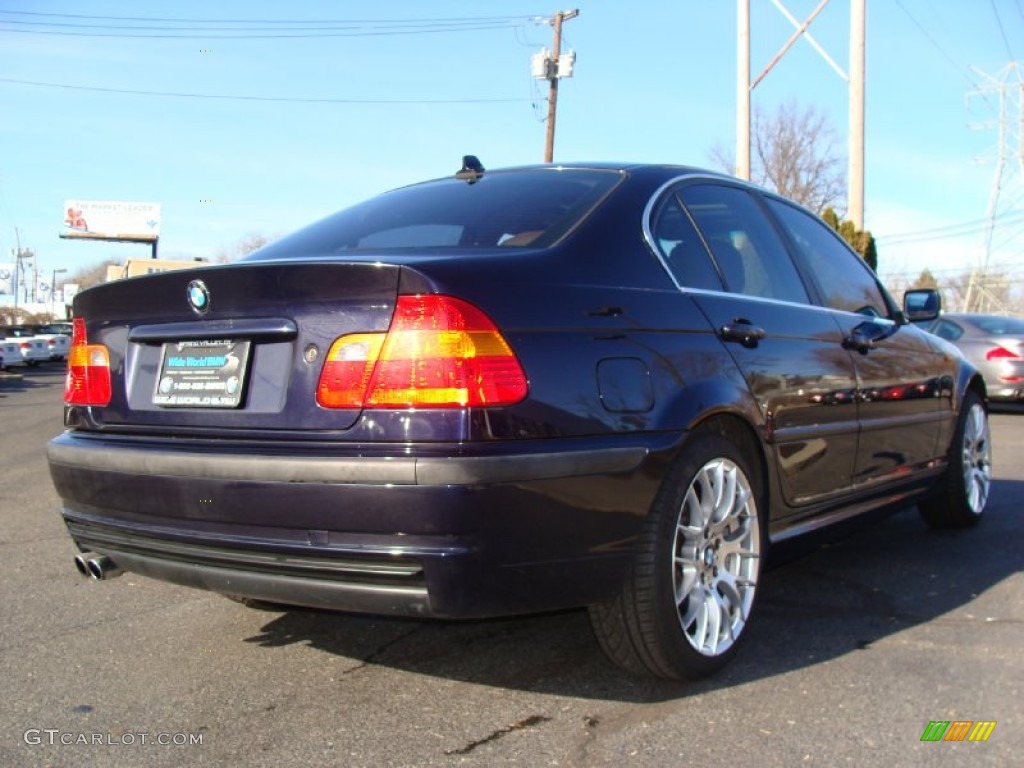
(73, 552, 123, 581)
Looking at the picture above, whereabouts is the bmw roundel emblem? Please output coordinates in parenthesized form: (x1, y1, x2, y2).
(187, 280, 210, 314)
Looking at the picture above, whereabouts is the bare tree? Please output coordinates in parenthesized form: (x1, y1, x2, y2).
(67, 258, 121, 291)
(912, 268, 939, 290)
(214, 233, 276, 264)
(710, 101, 845, 214)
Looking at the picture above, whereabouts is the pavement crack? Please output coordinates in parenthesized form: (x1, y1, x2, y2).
(339, 626, 422, 676)
(445, 714, 552, 756)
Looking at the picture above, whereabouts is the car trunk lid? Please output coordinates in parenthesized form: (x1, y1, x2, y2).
(71, 261, 401, 433)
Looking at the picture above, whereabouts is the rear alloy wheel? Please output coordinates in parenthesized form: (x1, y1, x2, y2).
(919, 389, 991, 528)
(589, 431, 763, 680)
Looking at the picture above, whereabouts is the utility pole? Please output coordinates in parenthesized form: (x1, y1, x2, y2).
(737, 0, 751, 180)
(533, 9, 579, 163)
(736, 0, 865, 227)
(848, 0, 865, 229)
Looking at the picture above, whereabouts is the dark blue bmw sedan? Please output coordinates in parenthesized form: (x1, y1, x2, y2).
(48, 161, 990, 680)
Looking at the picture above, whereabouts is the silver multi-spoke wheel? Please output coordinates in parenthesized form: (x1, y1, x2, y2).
(961, 401, 991, 515)
(588, 429, 765, 680)
(673, 458, 760, 657)
(920, 390, 991, 529)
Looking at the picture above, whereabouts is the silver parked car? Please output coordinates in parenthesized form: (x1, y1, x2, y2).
(928, 313, 1024, 402)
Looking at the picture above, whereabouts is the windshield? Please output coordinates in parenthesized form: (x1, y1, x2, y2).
(244, 168, 622, 260)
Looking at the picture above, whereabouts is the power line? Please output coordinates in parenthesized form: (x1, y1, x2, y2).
(989, 0, 1017, 61)
(876, 209, 1024, 245)
(0, 24, 534, 40)
(882, 262, 1024, 279)
(0, 77, 530, 105)
(0, 11, 545, 39)
(893, 0, 990, 104)
(0, 10, 541, 25)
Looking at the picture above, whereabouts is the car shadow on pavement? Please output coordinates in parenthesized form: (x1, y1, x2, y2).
(0, 366, 64, 397)
(242, 478, 1023, 703)
(990, 402, 1024, 416)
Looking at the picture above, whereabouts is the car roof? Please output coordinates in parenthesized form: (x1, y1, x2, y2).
(404, 162, 736, 189)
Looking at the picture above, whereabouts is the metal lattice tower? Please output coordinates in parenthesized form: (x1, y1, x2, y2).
(963, 62, 1023, 314)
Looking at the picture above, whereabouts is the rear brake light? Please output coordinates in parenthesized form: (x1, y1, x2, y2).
(986, 346, 1020, 361)
(65, 318, 111, 406)
(317, 295, 528, 409)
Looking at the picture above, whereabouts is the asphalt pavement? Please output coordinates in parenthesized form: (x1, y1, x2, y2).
(1, 366, 1020, 767)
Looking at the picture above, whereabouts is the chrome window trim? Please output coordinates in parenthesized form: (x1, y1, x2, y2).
(675, 286, 844, 316)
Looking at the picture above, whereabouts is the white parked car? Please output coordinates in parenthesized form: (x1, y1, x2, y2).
(30, 328, 71, 361)
(7, 323, 72, 361)
(1, 327, 50, 366)
(0, 339, 20, 369)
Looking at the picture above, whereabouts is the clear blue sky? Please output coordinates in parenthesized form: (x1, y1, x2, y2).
(1, 0, 1022, 288)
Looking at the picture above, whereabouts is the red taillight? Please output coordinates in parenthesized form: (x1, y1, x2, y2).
(317, 295, 528, 409)
(985, 346, 1020, 361)
(65, 318, 111, 406)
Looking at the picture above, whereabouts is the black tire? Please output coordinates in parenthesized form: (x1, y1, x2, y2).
(919, 389, 991, 529)
(589, 429, 764, 680)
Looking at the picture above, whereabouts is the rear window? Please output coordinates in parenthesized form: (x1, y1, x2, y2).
(970, 316, 1024, 335)
(244, 168, 622, 260)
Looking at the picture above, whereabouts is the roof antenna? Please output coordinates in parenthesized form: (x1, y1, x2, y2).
(455, 155, 485, 183)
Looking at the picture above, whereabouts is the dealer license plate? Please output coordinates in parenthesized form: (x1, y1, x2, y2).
(154, 339, 251, 408)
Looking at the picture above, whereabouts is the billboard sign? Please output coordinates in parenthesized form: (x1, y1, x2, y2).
(61, 200, 161, 242)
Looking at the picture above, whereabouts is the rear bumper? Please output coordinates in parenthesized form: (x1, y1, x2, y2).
(47, 433, 646, 486)
(48, 431, 677, 618)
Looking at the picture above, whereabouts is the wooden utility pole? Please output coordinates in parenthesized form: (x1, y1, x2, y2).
(544, 9, 579, 163)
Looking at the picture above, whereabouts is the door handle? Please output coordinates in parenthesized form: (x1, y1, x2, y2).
(719, 319, 766, 349)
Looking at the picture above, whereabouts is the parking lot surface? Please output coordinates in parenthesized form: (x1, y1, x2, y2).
(1, 365, 1020, 767)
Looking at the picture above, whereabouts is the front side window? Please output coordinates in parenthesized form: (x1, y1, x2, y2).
(244, 169, 623, 260)
(766, 198, 890, 317)
(677, 184, 810, 304)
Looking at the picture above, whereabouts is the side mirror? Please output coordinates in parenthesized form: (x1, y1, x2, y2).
(903, 288, 941, 323)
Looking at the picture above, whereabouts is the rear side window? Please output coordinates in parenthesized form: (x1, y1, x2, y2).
(649, 195, 723, 291)
(677, 184, 809, 304)
(244, 169, 622, 259)
(766, 198, 890, 317)
(971, 316, 1024, 335)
